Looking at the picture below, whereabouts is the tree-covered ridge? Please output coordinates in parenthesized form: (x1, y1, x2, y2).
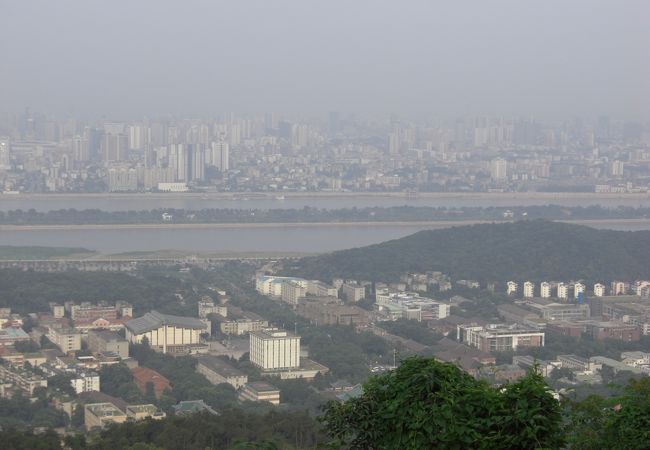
(289, 220, 650, 283)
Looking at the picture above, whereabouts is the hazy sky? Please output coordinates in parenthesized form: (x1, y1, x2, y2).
(1, 0, 648, 120)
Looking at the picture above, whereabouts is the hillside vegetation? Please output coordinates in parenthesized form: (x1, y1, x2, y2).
(288, 220, 650, 283)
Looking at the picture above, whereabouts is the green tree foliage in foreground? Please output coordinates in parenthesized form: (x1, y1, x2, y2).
(321, 357, 564, 449)
(566, 377, 650, 450)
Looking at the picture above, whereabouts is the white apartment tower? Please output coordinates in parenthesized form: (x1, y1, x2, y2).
(249, 328, 300, 371)
(574, 282, 586, 299)
(557, 283, 569, 300)
(594, 283, 606, 297)
(523, 281, 535, 298)
(540, 282, 552, 298)
(506, 281, 518, 296)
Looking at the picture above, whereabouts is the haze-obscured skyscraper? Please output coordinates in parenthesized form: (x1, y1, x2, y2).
(211, 140, 229, 172)
(490, 158, 508, 181)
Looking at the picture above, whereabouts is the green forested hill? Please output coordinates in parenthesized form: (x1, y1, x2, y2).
(288, 220, 650, 283)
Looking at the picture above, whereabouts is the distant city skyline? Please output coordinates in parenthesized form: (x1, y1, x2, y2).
(1, 1, 648, 120)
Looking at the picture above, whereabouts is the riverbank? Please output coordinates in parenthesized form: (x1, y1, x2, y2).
(2, 191, 649, 201)
(3, 218, 650, 232)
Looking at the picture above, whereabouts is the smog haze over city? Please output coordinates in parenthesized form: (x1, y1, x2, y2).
(2, 0, 649, 119)
(2, 2, 650, 449)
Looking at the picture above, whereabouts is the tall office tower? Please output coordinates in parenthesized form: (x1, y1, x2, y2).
(188, 144, 205, 181)
(71, 135, 89, 162)
(388, 132, 399, 155)
(291, 124, 309, 149)
(101, 133, 128, 162)
(490, 158, 508, 181)
(169, 144, 187, 181)
(0, 139, 10, 169)
(211, 140, 229, 171)
(101, 123, 128, 162)
(128, 124, 149, 150)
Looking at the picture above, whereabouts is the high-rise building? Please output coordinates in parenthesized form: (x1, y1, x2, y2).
(490, 158, 508, 181)
(523, 281, 535, 298)
(72, 135, 89, 162)
(540, 282, 552, 298)
(388, 132, 399, 155)
(211, 140, 229, 171)
(0, 139, 10, 169)
(249, 328, 300, 371)
(557, 283, 569, 300)
(594, 283, 606, 297)
(506, 281, 518, 296)
(574, 282, 586, 299)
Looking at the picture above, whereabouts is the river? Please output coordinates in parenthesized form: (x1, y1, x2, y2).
(1, 220, 649, 255)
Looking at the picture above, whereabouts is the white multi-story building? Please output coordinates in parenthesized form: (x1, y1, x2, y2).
(47, 327, 82, 353)
(557, 283, 569, 300)
(125, 311, 208, 354)
(506, 281, 518, 296)
(375, 289, 450, 321)
(523, 281, 535, 298)
(71, 372, 101, 394)
(281, 281, 307, 306)
(540, 282, 552, 298)
(249, 328, 300, 371)
(256, 276, 308, 298)
(574, 282, 586, 299)
(594, 283, 606, 297)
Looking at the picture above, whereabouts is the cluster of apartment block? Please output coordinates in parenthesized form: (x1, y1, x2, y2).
(508, 280, 650, 299)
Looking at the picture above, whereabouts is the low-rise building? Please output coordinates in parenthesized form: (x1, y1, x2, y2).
(87, 330, 129, 358)
(125, 310, 208, 354)
(198, 299, 227, 319)
(131, 367, 171, 398)
(586, 321, 640, 341)
(196, 356, 248, 389)
(172, 400, 218, 416)
(84, 403, 127, 430)
(47, 327, 82, 353)
(239, 381, 280, 405)
(219, 315, 269, 335)
(457, 323, 545, 352)
(342, 283, 365, 302)
(0, 327, 31, 348)
(125, 404, 166, 421)
(0, 363, 47, 395)
(296, 297, 369, 326)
